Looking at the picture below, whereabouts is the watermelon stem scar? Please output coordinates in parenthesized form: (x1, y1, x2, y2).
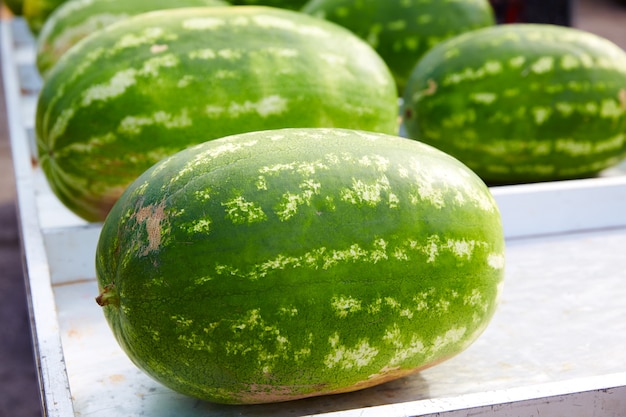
(96, 284, 120, 307)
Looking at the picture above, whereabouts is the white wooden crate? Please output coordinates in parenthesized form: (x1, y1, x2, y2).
(3, 16, 626, 417)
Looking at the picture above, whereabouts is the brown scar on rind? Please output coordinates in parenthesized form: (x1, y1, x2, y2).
(409, 78, 438, 107)
(150, 44, 169, 53)
(132, 200, 168, 256)
(423, 79, 437, 96)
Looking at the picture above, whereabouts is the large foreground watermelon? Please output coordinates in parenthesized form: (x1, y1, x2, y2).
(302, 0, 495, 93)
(96, 127, 505, 404)
(402, 23, 626, 184)
(36, 0, 230, 77)
(36, 6, 398, 222)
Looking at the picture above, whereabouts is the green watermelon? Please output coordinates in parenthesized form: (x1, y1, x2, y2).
(229, 0, 307, 9)
(36, 6, 398, 223)
(4, 0, 24, 16)
(402, 23, 626, 184)
(23, 0, 69, 34)
(36, 0, 230, 77)
(302, 0, 496, 93)
(95, 127, 505, 404)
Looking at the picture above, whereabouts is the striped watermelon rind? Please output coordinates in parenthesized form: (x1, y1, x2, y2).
(402, 23, 626, 184)
(96, 127, 505, 404)
(301, 0, 496, 93)
(36, 0, 230, 77)
(36, 6, 399, 222)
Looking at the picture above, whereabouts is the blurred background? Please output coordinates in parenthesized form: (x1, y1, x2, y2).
(1, 0, 625, 416)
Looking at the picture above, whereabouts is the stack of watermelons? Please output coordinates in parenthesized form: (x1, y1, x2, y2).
(8, 0, 626, 406)
(29, 0, 626, 209)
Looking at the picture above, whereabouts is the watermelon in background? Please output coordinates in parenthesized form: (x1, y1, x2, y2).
(402, 23, 626, 184)
(23, 0, 68, 34)
(36, 0, 230, 77)
(36, 6, 399, 222)
(96, 127, 505, 404)
(302, 0, 496, 94)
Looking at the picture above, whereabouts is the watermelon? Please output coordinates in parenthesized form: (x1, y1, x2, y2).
(301, 0, 496, 93)
(95, 127, 505, 404)
(4, 0, 24, 16)
(23, 0, 69, 34)
(230, 0, 306, 9)
(401, 24, 626, 184)
(36, 0, 230, 77)
(35, 6, 398, 223)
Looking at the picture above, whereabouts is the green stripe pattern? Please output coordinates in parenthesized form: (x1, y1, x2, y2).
(302, 0, 496, 93)
(36, 6, 398, 222)
(402, 24, 626, 184)
(96, 128, 505, 404)
(36, 0, 230, 77)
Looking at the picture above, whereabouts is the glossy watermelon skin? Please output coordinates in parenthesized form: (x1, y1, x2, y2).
(36, 0, 230, 77)
(23, 0, 69, 33)
(96, 127, 505, 404)
(402, 24, 626, 184)
(302, 0, 495, 93)
(36, 6, 398, 222)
